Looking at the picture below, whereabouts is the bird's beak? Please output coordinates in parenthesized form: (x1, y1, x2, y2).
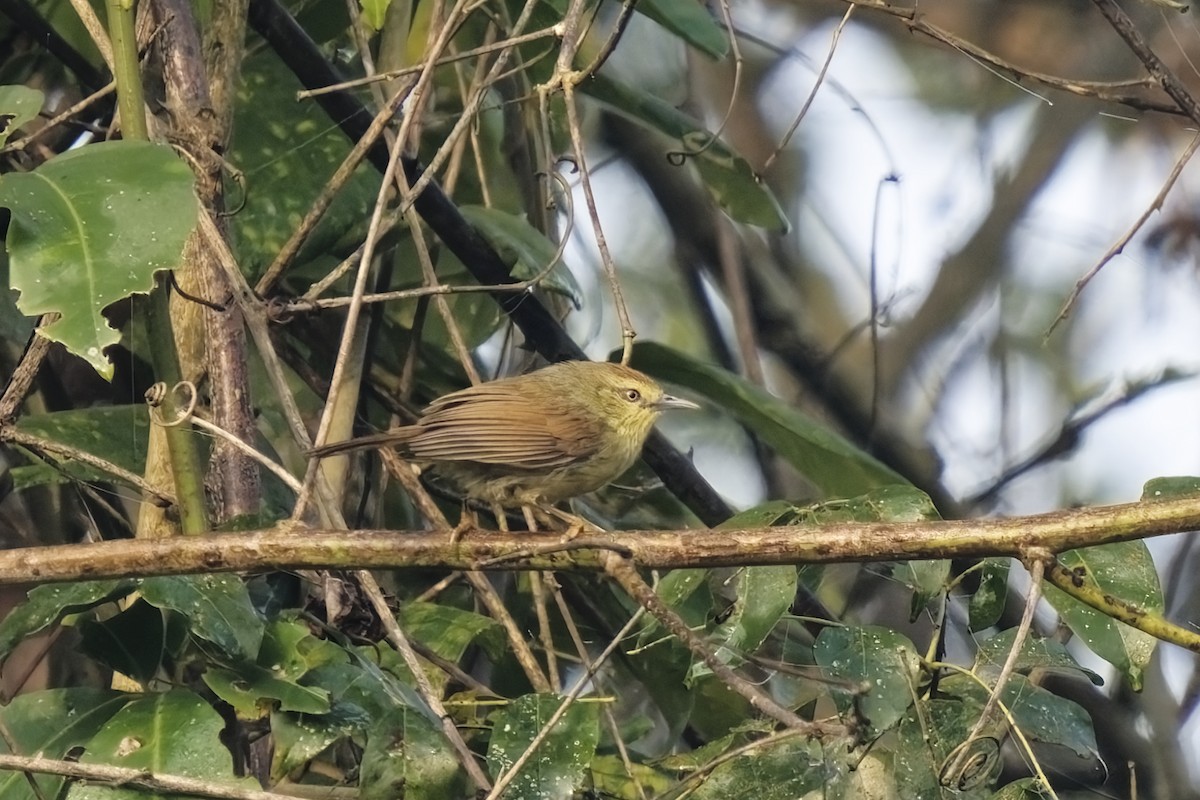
(656, 394, 700, 411)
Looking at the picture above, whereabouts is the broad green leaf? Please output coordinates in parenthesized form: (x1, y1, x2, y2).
(360, 0, 392, 30)
(969, 558, 1009, 632)
(0, 85, 44, 139)
(0, 140, 198, 379)
(458, 205, 582, 307)
(975, 629, 1103, 686)
(486, 694, 600, 798)
(0, 689, 127, 800)
(637, 0, 728, 59)
(1041, 540, 1161, 689)
(78, 600, 166, 682)
(10, 406, 150, 485)
(938, 673, 1098, 762)
(691, 736, 826, 799)
(0, 579, 135, 659)
(813, 625, 919, 737)
(70, 690, 255, 800)
(257, 617, 347, 677)
(999, 675, 1098, 760)
(1143, 475, 1200, 499)
(204, 664, 331, 716)
(719, 500, 800, 527)
(228, 51, 379, 276)
(202, 617, 342, 716)
(271, 703, 374, 778)
(894, 690, 1001, 797)
(629, 342, 907, 497)
(654, 568, 708, 608)
(894, 559, 950, 620)
(400, 601, 505, 664)
(988, 778, 1053, 799)
(690, 566, 796, 682)
(584, 74, 787, 229)
(141, 575, 264, 662)
(361, 707, 465, 800)
(590, 754, 675, 799)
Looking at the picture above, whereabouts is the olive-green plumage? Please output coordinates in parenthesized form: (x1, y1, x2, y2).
(310, 361, 698, 506)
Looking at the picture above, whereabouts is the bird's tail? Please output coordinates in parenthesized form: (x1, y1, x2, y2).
(307, 430, 412, 458)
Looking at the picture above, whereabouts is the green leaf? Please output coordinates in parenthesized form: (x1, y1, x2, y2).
(141, 575, 264, 662)
(1041, 540, 1162, 689)
(10, 406, 151, 484)
(204, 664, 331, 716)
(360, 0, 392, 30)
(69, 690, 256, 800)
(813, 625, 919, 737)
(893, 559, 950, 620)
(1142, 475, 1200, 499)
(0, 689, 127, 800)
(78, 600, 166, 682)
(988, 778, 1054, 799)
(361, 707, 465, 800)
(636, 0, 728, 59)
(486, 694, 600, 798)
(401, 601, 505, 664)
(629, 342, 907, 497)
(969, 558, 1009, 632)
(458, 205, 582, 307)
(584, 74, 787, 230)
(691, 566, 796, 682)
(0, 140, 198, 379)
(894, 688, 1001, 796)
(999, 675, 1098, 760)
(0, 579, 136, 659)
(690, 736, 826, 799)
(228, 51, 379, 276)
(258, 617, 347, 677)
(975, 629, 1103, 686)
(0, 85, 44, 140)
(937, 673, 1098, 762)
(271, 703, 374, 778)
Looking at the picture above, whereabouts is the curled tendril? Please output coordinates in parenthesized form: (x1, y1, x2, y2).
(665, 132, 718, 167)
(939, 737, 1001, 790)
(145, 381, 199, 428)
(266, 295, 302, 323)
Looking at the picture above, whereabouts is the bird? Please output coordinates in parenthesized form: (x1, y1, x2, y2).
(309, 360, 699, 507)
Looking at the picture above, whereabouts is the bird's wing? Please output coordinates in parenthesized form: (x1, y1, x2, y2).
(405, 386, 603, 469)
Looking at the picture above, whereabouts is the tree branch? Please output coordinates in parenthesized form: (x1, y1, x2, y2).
(4, 495, 1199, 583)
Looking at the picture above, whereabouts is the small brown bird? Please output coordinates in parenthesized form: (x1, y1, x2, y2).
(310, 361, 699, 507)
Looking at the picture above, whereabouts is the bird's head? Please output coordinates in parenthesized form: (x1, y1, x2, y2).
(577, 362, 700, 443)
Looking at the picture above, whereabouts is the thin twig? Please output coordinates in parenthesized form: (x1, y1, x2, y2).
(763, 4, 854, 171)
(1047, 131, 1200, 337)
(353, 569, 493, 792)
(0, 428, 176, 507)
(1089, 0, 1200, 125)
(942, 557, 1045, 785)
(601, 551, 843, 734)
(256, 81, 414, 295)
(0, 82, 117, 155)
(0, 316, 58, 422)
(484, 602, 646, 800)
(296, 26, 559, 98)
(0, 753, 300, 800)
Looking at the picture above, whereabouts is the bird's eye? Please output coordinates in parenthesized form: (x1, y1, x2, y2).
(623, 388, 641, 402)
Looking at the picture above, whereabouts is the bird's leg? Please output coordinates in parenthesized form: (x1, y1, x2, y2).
(541, 505, 603, 539)
(518, 505, 562, 688)
(449, 501, 481, 542)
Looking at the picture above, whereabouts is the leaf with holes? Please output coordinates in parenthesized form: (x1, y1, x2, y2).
(0, 85, 44, 140)
(0, 140, 197, 379)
